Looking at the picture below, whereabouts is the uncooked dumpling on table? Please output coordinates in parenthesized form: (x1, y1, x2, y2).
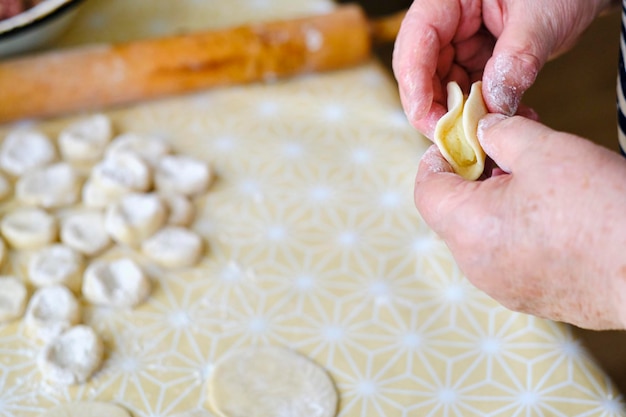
(434, 81, 488, 180)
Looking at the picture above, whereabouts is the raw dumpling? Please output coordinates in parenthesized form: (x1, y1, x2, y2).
(434, 81, 488, 180)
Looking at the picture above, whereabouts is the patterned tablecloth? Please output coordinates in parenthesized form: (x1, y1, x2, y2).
(0, 0, 624, 416)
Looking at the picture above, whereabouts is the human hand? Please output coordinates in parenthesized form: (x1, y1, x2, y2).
(392, 0, 612, 138)
(415, 114, 626, 330)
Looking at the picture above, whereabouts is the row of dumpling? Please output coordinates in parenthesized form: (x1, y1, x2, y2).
(0, 114, 214, 386)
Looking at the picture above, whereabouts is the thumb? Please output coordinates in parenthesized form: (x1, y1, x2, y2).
(482, 10, 553, 115)
(414, 145, 480, 236)
(477, 114, 556, 173)
(482, 53, 541, 116)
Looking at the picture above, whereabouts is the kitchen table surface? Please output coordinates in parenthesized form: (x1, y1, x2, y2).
(0, 0, 623, 416)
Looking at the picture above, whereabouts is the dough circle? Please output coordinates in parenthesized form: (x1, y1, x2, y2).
(40, 401, 131, 417)
(208, 346, 338, 417)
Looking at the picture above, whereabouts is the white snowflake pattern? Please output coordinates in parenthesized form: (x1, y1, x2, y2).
(0, 0, 622, 415)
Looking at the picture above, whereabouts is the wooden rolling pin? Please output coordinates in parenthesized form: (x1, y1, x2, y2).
(0, 5, 405, 123)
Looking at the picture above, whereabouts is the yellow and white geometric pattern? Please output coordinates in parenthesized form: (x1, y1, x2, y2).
(0, 0, 623, 416)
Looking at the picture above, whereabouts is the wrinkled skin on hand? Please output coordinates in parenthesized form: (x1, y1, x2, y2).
(415, 114, 626, 330)
(393, 0, 612, 138)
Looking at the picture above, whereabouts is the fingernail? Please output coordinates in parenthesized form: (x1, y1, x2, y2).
(477, 113, 508, 145)
(516, 105, 540, 121)
(402, 74, 419, 108)
(399, 81, 421, 125)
